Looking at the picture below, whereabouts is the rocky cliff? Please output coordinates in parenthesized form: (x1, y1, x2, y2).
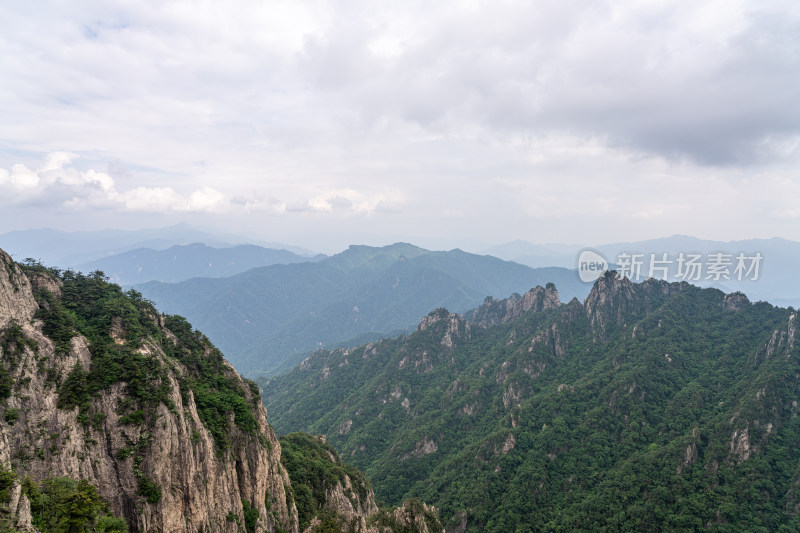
(0, 249, 298, 532)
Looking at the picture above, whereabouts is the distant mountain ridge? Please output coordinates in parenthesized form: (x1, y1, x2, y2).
(0, 224, 317, 268)
(136, 243, 589, 376)
(75, 242, 324, 285)
(5, 228, 797, 308)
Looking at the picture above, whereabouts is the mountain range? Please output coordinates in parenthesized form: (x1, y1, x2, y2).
(5, 227, 800, 379)
(262, 272, 800, 531)
(3, 231, 800, 531)
(135, 243, 588, 376)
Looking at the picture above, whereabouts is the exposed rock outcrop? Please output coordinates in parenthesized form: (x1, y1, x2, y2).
(400, 437, 438, 460)
(416, 309, 470, 350)
(722, 292, 750, 312)
(467, 284, 561, 327)
(584, 271, 683, 340)
(380, 499, 441, 533)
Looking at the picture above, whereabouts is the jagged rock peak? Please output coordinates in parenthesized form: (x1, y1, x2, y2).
(417, 308, 454, 331)
(416, 309, 470, 349)
(583, 271, 684, 339)
(583, 271, 635, 312)
(468, 284, 561, 327)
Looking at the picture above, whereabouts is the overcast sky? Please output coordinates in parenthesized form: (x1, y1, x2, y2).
(0, 0, 798, 252)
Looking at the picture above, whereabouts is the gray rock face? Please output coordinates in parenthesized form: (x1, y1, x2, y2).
(302, 471, 380, 533)
(302, 474, 442, 533)
(0, 249, 299, 533)
(383, 500, 441, 533)
(0, 251, 38, 330)
(416, 309, 471, 350)
(467, 284, 561, 327)
(1, 474, 35, 531)
(583, 271, 684, 340)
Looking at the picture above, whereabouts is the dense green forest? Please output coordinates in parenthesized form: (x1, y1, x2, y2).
(263, 273, 800, 531)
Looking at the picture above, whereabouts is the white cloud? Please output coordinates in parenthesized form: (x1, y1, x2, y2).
(185, 187, 229, 213)
(0, 154, 231, 213)
(0, 153, 399, 219)
(40, 152, 78, 173)
(302, 188, 399, 214)
(9, 164, 40, 189)
(117, 187, 187, 212)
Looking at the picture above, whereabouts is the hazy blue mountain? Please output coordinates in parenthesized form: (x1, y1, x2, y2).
(0, 224, 318, 269)
(136, 243, 589, 376)
(0, 224, 231, 267)
(75, 242, 323, 285)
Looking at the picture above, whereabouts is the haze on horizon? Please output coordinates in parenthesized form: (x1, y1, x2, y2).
(0, 0, 798, 253)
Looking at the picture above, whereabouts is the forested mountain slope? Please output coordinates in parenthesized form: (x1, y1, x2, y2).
(263, 273, 800, 532)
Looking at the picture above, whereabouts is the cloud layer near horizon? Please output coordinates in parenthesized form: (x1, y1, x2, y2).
(0, 152, 399, 217)
(0, 0, 798, 247)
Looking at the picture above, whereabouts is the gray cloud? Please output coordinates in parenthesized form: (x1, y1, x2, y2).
(0, 0, 798, 249)
(297, 1, 800, 165)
